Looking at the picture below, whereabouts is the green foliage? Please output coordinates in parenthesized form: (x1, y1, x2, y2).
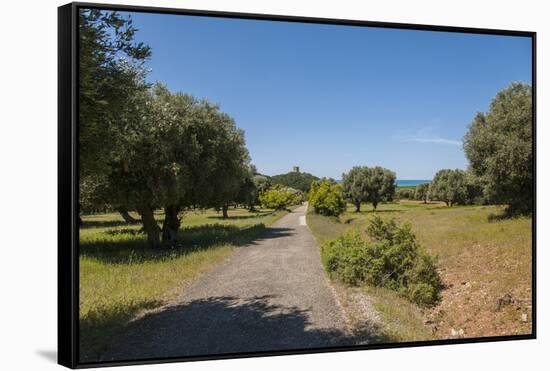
(429, 169, 468, 206)
(321, 217, 441, 307)
(365, 167, 397, 209)
(341, 166, 369, 211)
(83, 80, 250, 245)
(309, 180, 347, 217)
(396, 188, 415, 200)
(236, 166, 258, 210)
(270, 171, 319, 192)
(342, 166, 396, 211)
(78, 10, 251, 246)
(414, 183, 430, 203)
(463, 82, 533, 215)
(79, 9, 151, 179)
(259, 186, 297, 210)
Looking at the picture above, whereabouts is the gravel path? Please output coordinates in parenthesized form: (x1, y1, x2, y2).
(104, 204, 362, 361)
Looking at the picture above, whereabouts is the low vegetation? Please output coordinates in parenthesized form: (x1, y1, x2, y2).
(308, 201, 532, 342)
(396, 187, 415, 200)
(259, 185, 302, 210)
(79, 207, 287, 360)
(322, 216, 441, 307)
(309, 180, 347, 217)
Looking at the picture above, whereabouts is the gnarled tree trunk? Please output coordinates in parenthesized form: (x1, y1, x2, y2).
(355, 201, 361, 212)
(117, 207, 137, 223)
(137, 207, 161, 248)
(222, 204, 229, 219)
(162, 205, 181, 244)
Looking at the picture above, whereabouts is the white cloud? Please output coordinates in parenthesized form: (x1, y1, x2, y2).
(396, 126, 462, 146)
(401, 136, 462, 146)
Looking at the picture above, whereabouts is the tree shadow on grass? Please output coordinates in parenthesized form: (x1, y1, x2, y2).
(488, 208, 532, 222)
(104, 228, 143, 236)
(93, 295, 372, 363)
(361, 209, 403, 214)
(80, 224, 294, 264)
(207, 212, 274, 220)
(80, 299, 163, 362)
(81, 219, 142, 229)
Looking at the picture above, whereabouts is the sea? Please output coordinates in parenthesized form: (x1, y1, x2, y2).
(335, 179, 431, 187)
(395, 179, 431, 187)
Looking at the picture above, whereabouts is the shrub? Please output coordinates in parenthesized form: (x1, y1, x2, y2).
(321, 216, 441, 307)
(396, 188, 415, 200)
(259, 186, 296, 210)
(309, 180, 347, 217)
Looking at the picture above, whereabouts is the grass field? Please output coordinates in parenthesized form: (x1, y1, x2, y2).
(307, 200, 532, 342)
(79, 207, 287, 361)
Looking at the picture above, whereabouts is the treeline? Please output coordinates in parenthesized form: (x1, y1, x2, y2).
(79, 10, 277, 248)
(398, 169, 484, 207)
(307, 166, 396, 217)
(270, 171, 319, 192)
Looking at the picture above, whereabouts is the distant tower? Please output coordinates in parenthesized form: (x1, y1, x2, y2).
(293, 166, 300, 173)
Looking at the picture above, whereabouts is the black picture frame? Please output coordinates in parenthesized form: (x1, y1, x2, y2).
(58, 2, 537, 369)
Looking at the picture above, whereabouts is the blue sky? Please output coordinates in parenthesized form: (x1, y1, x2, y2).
(123, 11, 531, 179)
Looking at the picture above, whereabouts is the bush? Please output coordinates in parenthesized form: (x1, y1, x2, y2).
(321, 216, 441, 307)
(309, 180, 347, 217)
(259, 186, 296, 210)
(396, 188, 415, 200)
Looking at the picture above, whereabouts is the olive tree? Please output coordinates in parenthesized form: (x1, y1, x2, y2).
(342, 166, 369, 212)
(463, 82, 533, 214)
(364, 167, 396, 210)
(192, 103, 250, 220)
(237, 166, 263, 211)
(79, 9, 151, 179)
(158, 92, 250, 240)
(429, 169, 467, 206)
(414, 183, 430, 203)
(103, 84, 250, 246)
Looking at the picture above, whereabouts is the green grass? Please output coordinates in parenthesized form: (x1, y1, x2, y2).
(79, 207, 287, 361)
(363, 286, 433, 342)
(307, 200, 532, 342)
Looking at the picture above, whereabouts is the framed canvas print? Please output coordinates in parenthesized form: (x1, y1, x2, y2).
(58, 2, 536, 368)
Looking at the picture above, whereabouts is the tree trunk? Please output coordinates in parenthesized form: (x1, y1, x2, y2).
(248, 203, 256, 212)
(162, 205, 181, 244)
(355, 202, 361, 212)
(138, 207, 161, 248)
(372, 201, 378, 211)
(222, 204, 229, 219)
(445, 200, 450, 207)
(117, 207, 137, 223)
